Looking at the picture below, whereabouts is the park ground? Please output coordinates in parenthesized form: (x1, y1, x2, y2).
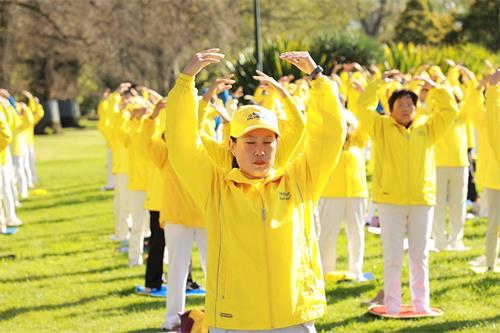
(0, 124, 498, 333)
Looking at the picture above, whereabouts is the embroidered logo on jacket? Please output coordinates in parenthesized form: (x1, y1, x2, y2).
(279, 191, 291, 200)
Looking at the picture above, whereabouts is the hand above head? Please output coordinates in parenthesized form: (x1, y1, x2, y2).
(116, 82, 132, 94)
(350, 79, 364, 92)
(489, 68, 500, 86)
(202, 76, 235, 103)
(413, 76, 438, 89)
(280, 51, 318, 75)
(22, 90, 33, 99)
(381, 69, 401, 82)
(182, 48, 225, 77)
(445, 59, 457, 68)
(0, 89, 10, 98)
(232, 86, 244, 99)
(130, 107, 150, 120)
(150, 99, 166, 120)
(253, 70, 282, 92)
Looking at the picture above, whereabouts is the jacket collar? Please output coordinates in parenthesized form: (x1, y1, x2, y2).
(388, 114, 427, 132)
(224, 167, 284, 186)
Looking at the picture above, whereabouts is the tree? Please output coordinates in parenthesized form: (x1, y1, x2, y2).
(460, 0, 500, 51)
(394, 0, 441, 44)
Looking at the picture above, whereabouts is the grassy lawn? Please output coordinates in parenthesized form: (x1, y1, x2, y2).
(0, 126, 498, 333)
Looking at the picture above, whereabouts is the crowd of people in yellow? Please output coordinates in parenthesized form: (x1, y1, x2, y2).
(96, 49, 499, 332)
(0, 89, 44, 234)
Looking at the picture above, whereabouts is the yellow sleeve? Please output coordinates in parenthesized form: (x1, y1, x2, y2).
(97, 99, 111, 144)
(426, 86, 460, 142)
(34, 102, 45, 124)
(466, 121, 476, 149)
(463, 86, 486, 131)
(291, 76, 346, 202)
(356, 80, 385, 138)
(485, 85, 500, 163)
(274, 92, 306, 167)
(164, 74, 218, 209)
(13, 106, 33, 134)
(197, 99, 230, 169)
(0, 111, 12, 152)
(142, 118, 169, 170)
(118, 111, 132, 147)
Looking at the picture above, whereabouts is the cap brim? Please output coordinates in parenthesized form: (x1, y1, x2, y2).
(231, 124, 280, 138)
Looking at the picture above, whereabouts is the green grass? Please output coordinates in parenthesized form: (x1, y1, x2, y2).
(0, 126, 498, 332)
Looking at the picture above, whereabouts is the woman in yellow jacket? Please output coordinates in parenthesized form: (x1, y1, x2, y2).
(164, 49, 345, 332)
(12, 101, 34, 199)
(466, 70, 500, 271)
(119, 94, 151, 266)
(22, 91, 44, 186)
(0, 105, 12, 233)
(137, 102, 207, 331)
(0, 96, 23, 226)
(97, 89, 114, 190)
(319, 109, 369, 282)
(357, 74, 459, 315)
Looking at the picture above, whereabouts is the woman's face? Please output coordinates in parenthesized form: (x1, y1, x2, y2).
(229, 128, 278, 179)
(391, 95, 416, 128)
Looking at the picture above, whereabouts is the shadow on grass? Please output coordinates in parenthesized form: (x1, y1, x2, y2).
(433, 275, 500, 298)
(12, 227, 110, 244)
(95, 295, 205, 320)
(325, 282, 374, 305)
(29, 212, 106, 226)
(316, 312, 375, 331)
(0, 289, 130, 321)
(20, 245, 110, 261)
(0, 264, 127, 284)
(317, 313, 499, 333)
(123, 329, 163, 333)
(91, 273, 143, 284)
(390, 314, 500, 333)
(25, 192, 111, 211)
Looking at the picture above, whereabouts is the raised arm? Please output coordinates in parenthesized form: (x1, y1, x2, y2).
(486, 70, 500, 163)
(421, 79, 460, 142)
(356, 79, 384, 138)
(252, 70, 306, 167)
(281, 51, 346, 201)
(164, 49, 224, 209)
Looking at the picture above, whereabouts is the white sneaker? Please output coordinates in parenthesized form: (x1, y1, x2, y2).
(6, 218, 23, 227)
(0, 224, 6, 234)
(128, 258, 143, 267)
(447, 242, 470, 252)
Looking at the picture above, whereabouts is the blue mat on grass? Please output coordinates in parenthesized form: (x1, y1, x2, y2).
(135, 285, 205, 297)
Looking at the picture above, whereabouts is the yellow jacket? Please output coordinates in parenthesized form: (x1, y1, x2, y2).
(433, 98, 469, 167)
(322, 118, 369, 198)
(0, 110, 12, 154)
(0, 103, 19, 165)
(121, 100, 149, 191)
(486, 85, 500, 165)
(164, 74, 345, 330)
(108, 94, 129, 174)
(25, 97, 44, 146)
(97, 96, 113, 147)
(11, 103, 34, 157)
(141, 115, 164, 212)
(141, 118, 204, 227)
(357, 80, 459, 205)
(468, 85, 500, 190)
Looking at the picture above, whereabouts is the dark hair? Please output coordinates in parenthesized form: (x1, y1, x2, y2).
(388, 90, 418, 112)
(230, 136, 239, 168)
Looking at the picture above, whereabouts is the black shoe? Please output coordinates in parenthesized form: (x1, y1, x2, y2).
(186, 280, 200, 291)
